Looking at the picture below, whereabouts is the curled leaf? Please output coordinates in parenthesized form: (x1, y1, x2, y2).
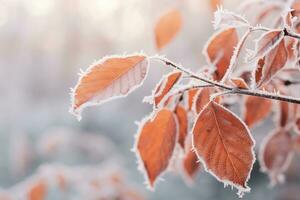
(182, 135, 201, 181)
(135, 109, 177, 188)
(153, 71, 182, 107)
(251, 30, 284, 61)
(255, 40, 288, 87)
(155, 9, 182, 50)
(182, 148, 200, 180)
(193, 101, 255, 196)
(254, 58, 265, 85)
(70, 54, 148, 120)
(194, 88, 211, 114)
(204, 28, 239, 81)
(243, 96, 272, 128)
(186, 88, 199, 111)
(175, 105, 188, 149)
(231, 78, 249, 89)
(259, 129, 293, 185)
(213, 8, 249, 29)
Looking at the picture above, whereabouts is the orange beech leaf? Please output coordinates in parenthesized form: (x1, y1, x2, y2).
(259, 129, 293, 185)
(70, 54, 148, 119)
(182, 136, 200, 180)
(187, 88, 199, 111)
(27, 180, 47, 200)
(194, 88, 211, 114)
(154, 9, 182, 50)
(204, 28, 239, 81)
(231, 78, 249, 89)
(254, 58, 264, 85)
(193, 101, 255, 196)
(183, 149, 200, 180)
(135, 109, 177, 188)
(251, 30, 284, 61)
(153, 71, 182, 107)
(175, 105, 188, 149)
(256, 40, 288, 87)
(244, 96, 272, 128)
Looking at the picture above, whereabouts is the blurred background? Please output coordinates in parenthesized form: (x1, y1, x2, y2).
(1, 0, 300, 199)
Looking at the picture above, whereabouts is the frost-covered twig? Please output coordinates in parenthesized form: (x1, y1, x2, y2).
(155, 57, 300, 105)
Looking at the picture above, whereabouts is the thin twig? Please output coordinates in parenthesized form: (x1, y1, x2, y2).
(284, 28, 300, 39)
(153, 56, 300, 105)
(153, 56, 232, 90)
(172, 84, 214, 96)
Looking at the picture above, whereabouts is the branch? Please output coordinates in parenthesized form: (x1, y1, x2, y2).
(153, 56, 300, 105)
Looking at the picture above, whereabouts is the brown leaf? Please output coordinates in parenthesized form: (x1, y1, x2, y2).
(183, 150, 200, 180)
(187, 88, 199, 111)
(135, 109, 177, 188)
(155, 9, 182, 50)
(251, 30, 284, 61)
(256, 40, 288, 87)
(153, 71, 182, 107)
(182, 135, 200, 180)
(259, 129, 293, 185)
(204, 28, 239, 81)
(194, 88, 211, 114)
(255, 58, 265, 85)
(231, 78, 249, 89)
(193, 101, 255, 194)
(244, 96, 272, 128)
(240, 71, 252, 86)
(175, 105, 188, 149)
(70, 54, 148, 119)
(27, 180, 47, 200)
